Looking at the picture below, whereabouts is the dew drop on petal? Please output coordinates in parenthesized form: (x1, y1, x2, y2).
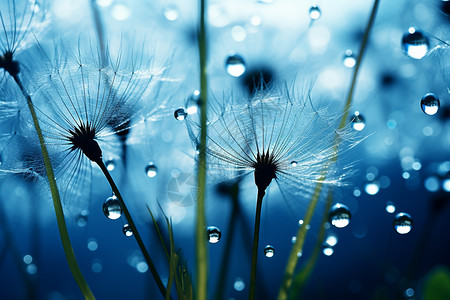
(163, 5, 179, 21)
(402, 27, 429, 59)
(350, 111, 365, 131)
(145, 163, 158, 178)
(123, 224, 133, 236)
(343, 50, 357, 68)
(102, 195, 122, 220)
(393, 212, 413, 234)
(420, 93, 440, 115)
(329, 203, 351, 228)
(105, 159, 116, 171)
(309, 6, 321, 20)
(174, 108, 188, 120)
(385, 201, 396, 214)
(234, 278, 245, 291)
(207, 226, 221, 243)
(225, 55, 246, 77)
(322, 245, 334, 256)
(264, 245, 275, 257)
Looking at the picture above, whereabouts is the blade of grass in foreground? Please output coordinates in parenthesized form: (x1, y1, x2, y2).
(277, 0, 380, 299)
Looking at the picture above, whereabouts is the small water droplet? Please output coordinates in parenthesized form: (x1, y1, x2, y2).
(404, 287, 415, 298)
(123, 224, 133, 236)
(329, 203, 351, 228)
(111, 4, 131, 21)
(264, 245, 275, 257)
(322, 245, 334, 256)
(23, 255, 33, 264)
(163, 4, 179, 21)
(136, 262, 148, 273)
(365, 181, 380, 195)
(76, 211, 88, 227)
(231, 25, 246, 41)
(174, 108, 188, 120)
(87, 238, 98, 251)
(207, 226, 221, 243)
(186, 91, 200, 114)
(225, 55, 246, 77)
(291, 236, 297, 243)
(325, 234, 338, 246)
(234, 278, 245, 291)
(91, 260, 103, 273)
(420, 93, 440, 115)
(145, 163, 158, 178)
(291, 161, 298, 167)
(402, 27, 429, 59)
(343, 50, 356, 68)
(105, 159, 116, 171)
(385, 201, 396, 213)
(350, 111, 365, 131)
(393, 212, 413, 234)
(309, 6, 321, 20)
(27, 264, 37, 274)
(102, 195, 122, 220)
(96, 0, 112, 7)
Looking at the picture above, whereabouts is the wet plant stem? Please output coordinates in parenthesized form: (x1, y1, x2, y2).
(278, 1, 379, 299)
(249, 188, 265, 300)
(96, 160, 168, 298)
(11, 74, 95, 300)
(196, 0, 208, 299)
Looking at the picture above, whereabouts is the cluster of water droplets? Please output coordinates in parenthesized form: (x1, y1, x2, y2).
(23, 254, 37, 275)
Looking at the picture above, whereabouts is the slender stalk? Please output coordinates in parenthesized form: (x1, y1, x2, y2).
(249, 188, 265, 300)
(96, 160, 168, 298)
(195, 0, 208, 299)
(277, 1, 380, 298)
(11, 74, 95, 300)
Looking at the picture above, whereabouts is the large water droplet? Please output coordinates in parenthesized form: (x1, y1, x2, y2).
(309, 6, 321, 20)
(393, 212, 413, 234)
(350, 111, 365, 131)
(420, 93, 440, 115)
(207, 226, 221, 243)
(102, 195, 122, 220)
(145, 163, 158, 178)
(322, 245, 334, 256)
(123, 224, 133, 236)
(105, 159, 116, 171)
(174, 108, 187, 120)
(234, 278, 245, 291)
(87, 238, 98, 251)
(402, 27, 429, 59)
(264, 245, 275, 257)
(329, 203, 351, 228)
(225, 55, 246, 77)
(343, 50, 357, 68)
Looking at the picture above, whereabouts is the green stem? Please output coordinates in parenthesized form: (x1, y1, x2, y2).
(196, 0, 208, 299)
(12, 75, 95, 300)
(249, 188, 265, 300)
(96, 160, 168, 298)
(277, 1, 380, 299)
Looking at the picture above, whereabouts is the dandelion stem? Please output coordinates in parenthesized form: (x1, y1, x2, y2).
(278, 1, 380, 299)
(96, 160, 168, 298)
(249, 188, 265, 300)
(11, 75, 95, 300)
(196, 0, 208, 299)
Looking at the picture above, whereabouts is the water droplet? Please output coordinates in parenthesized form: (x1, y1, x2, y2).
(329, 203, 351, 228)
(174, 108, 188, 120)
(123, 224, 133, 236)
(87, 238, 98, 251)
(264, 245, 275, 257)
(385, 201, 396, 213)
(322, 245, 334, 256)
(309, 6, 321, 20)
(76, 211, 88, 227)
(343, 50, 357, 68)
(27, 264, 37, 274)
(291, 161, 298, 167)
(420, 93, 440, 115)
(186, 91, 200, 114)
(291, 236, 297, 243)
(231, 25, 246, 42)
(404, 287, 415, 298)
(402, 27, 429, 59)
(136, 262, 148, 273)
(350, 111, 365, 131)
(424, 176, 440, 192)
(225, 55, 246, 77)
(96, 0, 112, 7)
(207, 226, 221, 243)
(102, 195, 122, 220)
(145, 163, 158, 178)
(111, 4, 131, 21)
(234, 278, 245, 291)
(365, 181, 380, 195)
(296, 251, 303, 257)
(325, 234, 338, 246)
(163, 5, 179, 21)
(105, 159, 116, 171)
(91, 260, 103, 273)
(393, 212, 413, 234)
(23, 255, 33, 264)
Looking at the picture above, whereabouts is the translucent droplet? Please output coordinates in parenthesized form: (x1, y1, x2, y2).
(163, 5, 179, 21)
(87, 238, 98, 251)
(105, 159, 116, 171)
(76, 211, 88, 227)
(102, 195, 122, 220)
(225, 55, 246, 77)
(385, 201, 396, 214)
(365, 181, 380, 195)
(111, 4, 131, 21)
(145, 163, 158, 178)
(96, 0, 112, 7)
(27, 264, 37, 274)
(309, 6, 321, 20)
(207, 226, 221, 243)
(174, 108, 188, 120)
(231, 25, 246, 42)
(123, 224, 133, 236)
(186, 91, 200, 114)
(322, 245, 334, 256)
(402, 27, 429, 59)
(23, 255, 33, 264)
(405, 287, 415, 298)
(424, 176, 440, 192)
(329, 203, 351, 228)
(92, 260, 103, 273)
(343, 50, 357, 68)
(291, 161, 298, 167)
(393, 212, 413, 234)
(291, 236, 297, 243)
(325, 234, 338, 247)
(264, 245, 275, 258)
(136, 262, 148, 273)
(234, 278, 245, 291)
(350, 111, 365, 131)
(420, 93, 440, 115)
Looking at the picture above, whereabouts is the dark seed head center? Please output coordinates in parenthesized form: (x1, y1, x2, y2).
(68, 122, 102, 163)
(253, 149, 278, 192)
(0, 51, 20, 77)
